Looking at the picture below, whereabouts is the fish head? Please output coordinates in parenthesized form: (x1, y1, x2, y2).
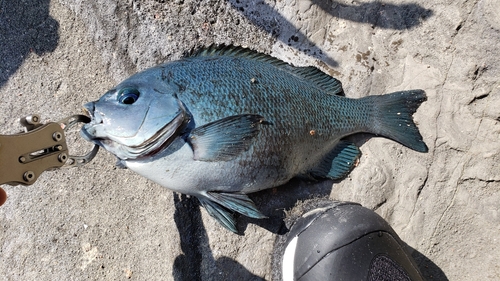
(81, 70, 189, 160)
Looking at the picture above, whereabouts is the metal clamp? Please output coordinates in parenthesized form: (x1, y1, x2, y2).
(0, 114, 99, 186)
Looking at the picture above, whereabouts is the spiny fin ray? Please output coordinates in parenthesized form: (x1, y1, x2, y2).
(185, 44, 344, 95)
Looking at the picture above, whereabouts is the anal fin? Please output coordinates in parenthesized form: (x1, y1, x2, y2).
(309, 140, 361, 180)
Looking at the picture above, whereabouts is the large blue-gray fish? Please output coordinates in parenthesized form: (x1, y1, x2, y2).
(81, 45, 428, 232)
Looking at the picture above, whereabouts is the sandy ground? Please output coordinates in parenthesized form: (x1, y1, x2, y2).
(1, 0, 499, 280)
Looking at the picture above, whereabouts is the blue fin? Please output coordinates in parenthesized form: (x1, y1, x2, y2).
(197, 197, 238, 233)
(197, 192, 267, 233)
(309, 141, 361, 180)
(188, 114, 266, 161)
(292, 66, 344, 95)
(365, 90, 428, 152)
(205, 191, 267, 219)
(185, 44, 344, 95)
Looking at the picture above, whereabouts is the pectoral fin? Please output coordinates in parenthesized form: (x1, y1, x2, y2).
(309, 141, 361, 180)
(188, 114, 267, 161)
(197, 191, 267, 233)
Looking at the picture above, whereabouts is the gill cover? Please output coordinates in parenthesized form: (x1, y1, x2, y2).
(81, 70, 188, 160)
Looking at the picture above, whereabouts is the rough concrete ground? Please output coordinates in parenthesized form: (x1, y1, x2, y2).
(1, 0, 499, 280)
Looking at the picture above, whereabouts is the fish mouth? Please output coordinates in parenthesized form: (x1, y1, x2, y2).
(82, 102, 96, 121)
(80, 100, 189, 160)
(81, 111, 188, 160)
(125, 110, 189, 159)
(80, 102, 102, 143)
(82, 107, 93, 120)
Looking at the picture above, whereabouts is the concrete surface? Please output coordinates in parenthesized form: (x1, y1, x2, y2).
(1, 0, 499, 280)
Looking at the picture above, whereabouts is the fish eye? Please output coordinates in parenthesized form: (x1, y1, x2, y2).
(118, 88, 140, 105)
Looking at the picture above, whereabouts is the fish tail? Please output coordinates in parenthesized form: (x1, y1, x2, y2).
(364, 90, 428, 152)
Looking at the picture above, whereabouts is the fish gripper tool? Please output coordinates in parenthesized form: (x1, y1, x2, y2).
(0, 114, 99, 187)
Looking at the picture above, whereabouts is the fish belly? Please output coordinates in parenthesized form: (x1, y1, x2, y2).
(124, 132, 337, 195)
(125, 154, 289, 195)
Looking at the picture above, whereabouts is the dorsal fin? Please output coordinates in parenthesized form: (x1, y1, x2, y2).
(184, 44, 344, 96)
(291, 66, 344, 96)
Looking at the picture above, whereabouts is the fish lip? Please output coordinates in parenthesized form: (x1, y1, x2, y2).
(127, 110, 188, 158)
(83, 102, 95, 119)
(82, 107, 91, 118)
(80, 102, 103, 143)
(82, 107, 95, 121)
(82, 101, 105, 125)
(80, 126, 94, 141)
(80, 121, 104, 146)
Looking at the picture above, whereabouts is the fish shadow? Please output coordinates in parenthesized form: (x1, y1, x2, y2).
(172, 193, 265, 281)
(240, 178, 336, 235)
(228, 0, 433, 67)
(172, 193, 205, 280)
(0, 0, 59, 88)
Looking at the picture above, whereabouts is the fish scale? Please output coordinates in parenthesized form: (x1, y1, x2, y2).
(81, 45, 428, 232)
(171, 57, 361, 153)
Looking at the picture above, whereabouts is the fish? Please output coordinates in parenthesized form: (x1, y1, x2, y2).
(81, 45, 428, 233)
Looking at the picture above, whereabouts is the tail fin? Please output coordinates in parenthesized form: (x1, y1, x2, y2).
(364, 90, 428, 152)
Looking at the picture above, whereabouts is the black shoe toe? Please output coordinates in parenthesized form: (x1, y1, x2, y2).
(276, 200, 424, 281)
